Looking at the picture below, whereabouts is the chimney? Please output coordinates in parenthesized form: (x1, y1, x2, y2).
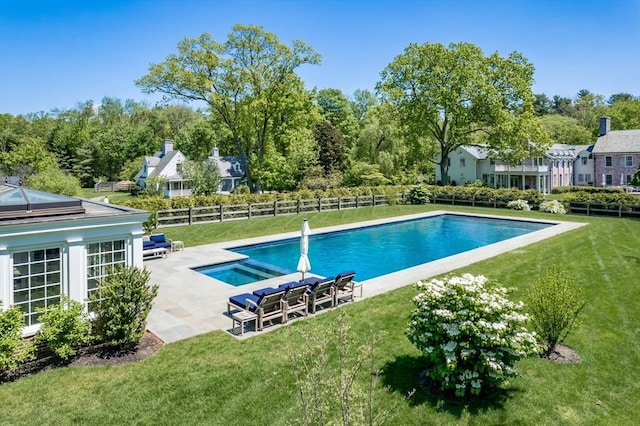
(161, 140, 174, 156)
(599, 117, 611, 136)
(211, 147, 220, 157)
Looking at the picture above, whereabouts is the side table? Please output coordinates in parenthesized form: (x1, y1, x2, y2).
(171, 240, 184, 252)
(231, 310, 258, 336)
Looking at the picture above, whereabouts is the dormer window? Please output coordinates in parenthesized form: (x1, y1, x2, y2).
(233, 162, 241, 172)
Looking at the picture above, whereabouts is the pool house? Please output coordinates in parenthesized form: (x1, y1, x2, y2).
(0, 185, 149, 336)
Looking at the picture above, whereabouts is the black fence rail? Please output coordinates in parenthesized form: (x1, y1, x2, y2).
(569, 202, 640, 219)
(156, 194, 393, 227)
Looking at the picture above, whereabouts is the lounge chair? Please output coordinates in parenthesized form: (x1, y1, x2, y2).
(305, 277, 335, 313)
(227, 287, 286, 331)
(277, 281, 309, 322)
(333, 271, 357, 305)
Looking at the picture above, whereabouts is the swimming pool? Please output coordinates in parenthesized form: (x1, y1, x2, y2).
(194, 213, 553, 285)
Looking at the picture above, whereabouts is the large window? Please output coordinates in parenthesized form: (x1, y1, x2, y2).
(605, 175, 613, 186)
(13, 248, 61, 326)
(87, 240, 126, 302)
(582, 156, 588, 165)
(605, 156, 612, 167)
(626, 156, 633, 167)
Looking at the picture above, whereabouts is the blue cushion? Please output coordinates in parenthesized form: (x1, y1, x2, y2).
(143, 240, 156, 249)
(154, 241, 172, 249)
(150, 234, 166, 244)
(336, 270, 356, 280)
(252, 287, 282, 297)
(278, 281, 308, 290)
(229, 293, 260, 312)
(299, 277, 321, 286)
(310, 277, 334, 291)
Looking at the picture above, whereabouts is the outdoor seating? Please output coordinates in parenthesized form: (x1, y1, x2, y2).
(333, 271, 357, 305)
(305, 277, 335, 313)
(149, 233, 172, 249)
(227, 287, 286, 331)
(277, 281, 309, 322)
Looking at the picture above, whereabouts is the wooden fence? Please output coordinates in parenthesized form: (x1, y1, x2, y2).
(156, 194, 394, 227)
(569, 202, 640, 219)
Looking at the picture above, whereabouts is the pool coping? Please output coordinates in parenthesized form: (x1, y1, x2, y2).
(144, 210, 586, 343)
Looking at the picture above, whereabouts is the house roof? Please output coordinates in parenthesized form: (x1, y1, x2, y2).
(145, 156, 160, 167)
(0, 184, 148, 226)
(209, 156, 246, 178)
(461, 146, 490, 160)
(592, 129, 640, 154)
(147, 151, 181, 179)
(546, 144, 591, 159)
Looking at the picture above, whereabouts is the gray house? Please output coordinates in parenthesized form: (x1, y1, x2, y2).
(135, 141, 246, 198)
(592, 117, 640, 187)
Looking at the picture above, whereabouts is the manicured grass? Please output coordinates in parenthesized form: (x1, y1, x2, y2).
(78, 188, 132, 204)
(2, 205, 639, 424)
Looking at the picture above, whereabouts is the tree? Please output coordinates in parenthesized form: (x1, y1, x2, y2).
(315, 88, 359, 147)
(608, 92, 636, 105)
(607, 99, 640, 130)
(538, 115, 593, 146)
(181, 158, 221, 195)
(314, 121, 346, 174)
(25, 167, 82, 196)
(136, 24, 321, 192)
(533, 93, 554, 116)
(377, 42, 547, 185)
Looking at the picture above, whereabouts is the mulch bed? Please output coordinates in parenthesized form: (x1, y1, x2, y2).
(1, 331, 164, 384)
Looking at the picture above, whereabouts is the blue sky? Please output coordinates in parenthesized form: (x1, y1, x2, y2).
(1, 0, 639, 115)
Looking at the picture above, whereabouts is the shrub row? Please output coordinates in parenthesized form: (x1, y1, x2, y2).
(551, 186, 625, 194)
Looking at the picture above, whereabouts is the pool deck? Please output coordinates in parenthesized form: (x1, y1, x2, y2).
(145, 210, 586, 343)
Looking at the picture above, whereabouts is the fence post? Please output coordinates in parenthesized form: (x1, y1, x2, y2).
(318, 197, 322, 212)
(619, 203, 623, 218)
(355, 195, 359, 208)
(188, 207, 192, 225)
(219, 204, 224, 222)
(338, 197, 342, 210)
(273, 200, 278, 216)
(472, 194, 476, 207)
(587, 202, 590, 216)
(297, 199, 301, 215)
(248, 203, 252, 220)
(452, 194, 456, 205)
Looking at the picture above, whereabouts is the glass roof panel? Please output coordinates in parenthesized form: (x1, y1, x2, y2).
(0, 186, 27, 206)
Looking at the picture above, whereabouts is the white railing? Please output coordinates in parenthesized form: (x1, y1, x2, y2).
(493, 165, 549, 173)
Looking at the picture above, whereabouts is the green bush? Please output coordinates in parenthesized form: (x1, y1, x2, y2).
(407, 274, 540, 397)
(528, 265, 585, 354)
(0, 303, 35, 372)
(35, 296, 92, 360)
(89, 266, 159, 349)
(406, 185, 431, 205)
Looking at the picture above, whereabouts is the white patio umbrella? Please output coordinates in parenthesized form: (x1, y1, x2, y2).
(297, 219, 311, 281)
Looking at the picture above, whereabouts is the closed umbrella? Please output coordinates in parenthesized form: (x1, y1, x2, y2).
(297, 219, 311, 281)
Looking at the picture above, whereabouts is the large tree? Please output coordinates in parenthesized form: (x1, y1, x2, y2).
(377, 42, 547, 184)
(136, 24, 321, 192)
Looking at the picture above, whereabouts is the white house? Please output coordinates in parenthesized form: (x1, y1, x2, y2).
(135, 141, 247, 198)
(135, 140, 190, 198)
(436, 143, 593, 193)
(0, 184, 148, 336)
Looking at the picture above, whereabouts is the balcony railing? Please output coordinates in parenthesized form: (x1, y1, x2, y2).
(493, 165, 549, 173)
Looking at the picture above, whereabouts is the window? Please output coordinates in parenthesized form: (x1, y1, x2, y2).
(585, 174, 592, 183)
(460, 158, 466, 167)
(87, 240, 126, 304)
(627, 175, 632, 184)
(626, 156, 633, 167)
(605, 175, 613, 186)
(489, 158, 495, 165)
(578, 174, 584, 182)
(447, 158, 451, 167)
(582, 156, 588, 165)
(13, 248, 61, 326)
(605, 156, 612, 167)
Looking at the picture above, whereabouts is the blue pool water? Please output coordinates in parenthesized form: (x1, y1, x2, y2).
(195, 214, 552, 285)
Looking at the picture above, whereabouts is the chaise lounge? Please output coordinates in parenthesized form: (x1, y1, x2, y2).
(304, 277, 336, 313)
(333, 271, 357, 305)
(227, 287, 286, 331)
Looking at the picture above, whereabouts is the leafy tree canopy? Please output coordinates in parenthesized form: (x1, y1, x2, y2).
(136, 24, 321, 192)
(377, 42, 547, 184)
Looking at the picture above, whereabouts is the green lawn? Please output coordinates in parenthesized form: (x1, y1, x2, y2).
(78, 187, 132, 204)
(2, 205, 639, 425)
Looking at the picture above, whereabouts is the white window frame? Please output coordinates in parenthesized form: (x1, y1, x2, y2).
(605, 156, 612, 167)
(626, 156, 633, 167)
(12, 247, 62, 327)
(86, 239, 127, 306)
(460, 158, 466, 167)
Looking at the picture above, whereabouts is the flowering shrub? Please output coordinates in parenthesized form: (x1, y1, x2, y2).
(507, 199, 531, 211)
(538, 200, 567, 214)
(406, 274, 540, 397)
